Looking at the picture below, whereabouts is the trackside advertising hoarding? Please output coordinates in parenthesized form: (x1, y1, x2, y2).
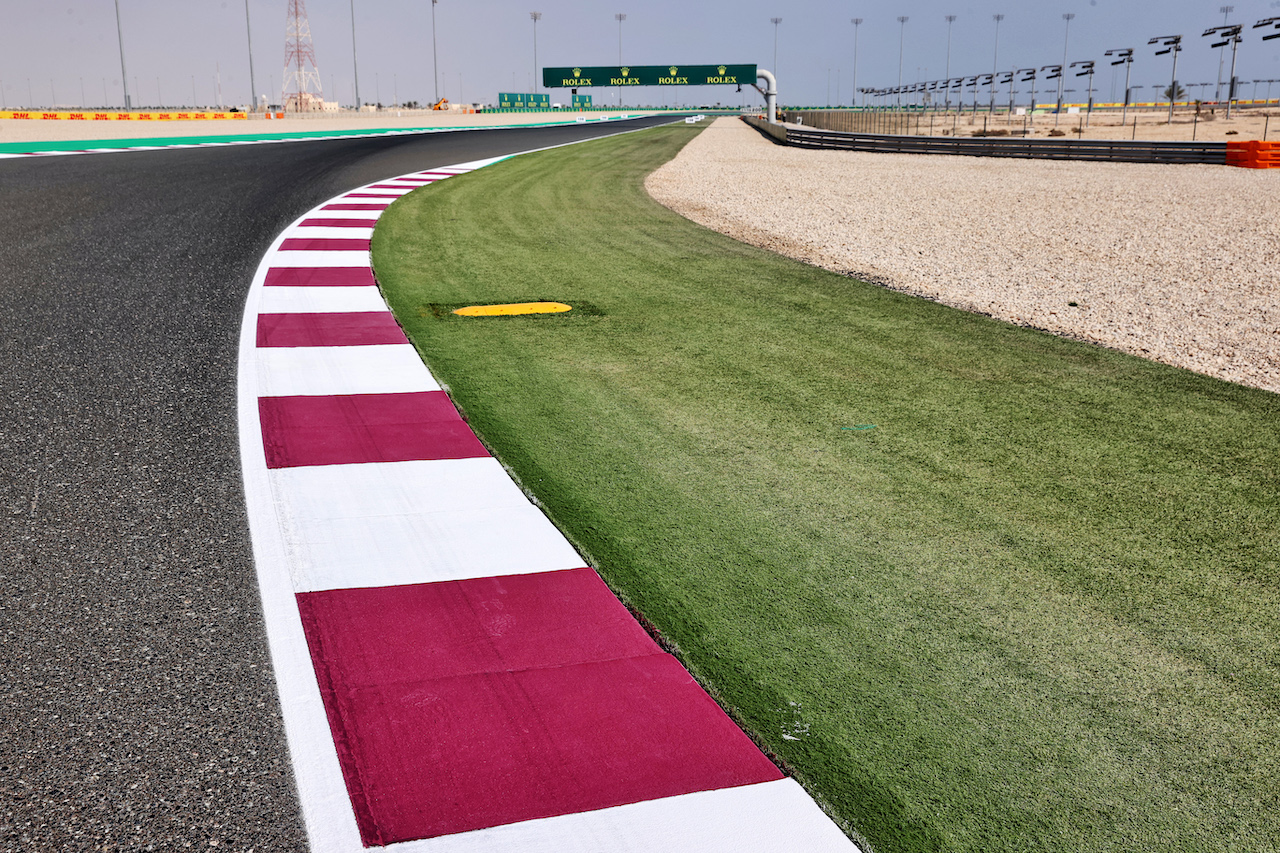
(497, 93, 551, 109)
(542, 64, 756, 88)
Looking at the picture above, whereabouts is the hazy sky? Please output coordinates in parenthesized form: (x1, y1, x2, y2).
(3, 0, 1279, 109)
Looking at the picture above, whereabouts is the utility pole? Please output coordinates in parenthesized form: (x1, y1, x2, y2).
(113, 0, 131, 109)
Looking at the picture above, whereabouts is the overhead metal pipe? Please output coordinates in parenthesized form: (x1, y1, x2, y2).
(757, 68, 778, 124)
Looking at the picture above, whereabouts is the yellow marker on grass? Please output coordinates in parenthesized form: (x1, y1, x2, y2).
(452, 302, 572, 317)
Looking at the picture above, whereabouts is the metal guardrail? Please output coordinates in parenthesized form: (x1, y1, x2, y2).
(743, 115, 1229, 165)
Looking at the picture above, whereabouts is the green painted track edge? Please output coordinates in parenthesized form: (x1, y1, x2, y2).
(0, 115, 644, 154)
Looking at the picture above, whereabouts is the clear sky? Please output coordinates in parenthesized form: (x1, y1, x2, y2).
(3, 0, 1278, 109)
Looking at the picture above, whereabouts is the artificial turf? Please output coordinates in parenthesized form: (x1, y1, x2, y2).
(371, 123, 1280, 853)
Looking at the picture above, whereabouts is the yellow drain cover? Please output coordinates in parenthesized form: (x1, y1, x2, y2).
(453, 301, 573, 317)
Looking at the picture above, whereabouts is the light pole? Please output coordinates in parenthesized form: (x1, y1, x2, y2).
(944, 15, 956, 111)
(897, 16, 908, 107)
(1215, 6, 1233, 102)
(113, 0, 130, 109)
(1204, 24, 1243, 118)
(350, 0, 361, 109)
(1019, 67, 1038, 124)
(1071, 60, 1095, 124)
(1105, 48, 1134, 124)
(851, 18, 862, 109)
(531, 12, 542, 93)
(244, 0, 257, 111)
(1149, 34, 1183, 124)
(616, 13, 626, 106)
(1058, 13, 1074, 116)
(991, 14, 1004, 113)
(771, 17, 782, 78)
(432, 0, 440, 103)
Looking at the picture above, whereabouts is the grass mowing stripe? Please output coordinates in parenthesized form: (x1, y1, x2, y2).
(372, 124, 1280, 853)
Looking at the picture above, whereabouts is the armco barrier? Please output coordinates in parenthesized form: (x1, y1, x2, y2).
(742, 115, 1238, 166)
(1226, 140, 1280, 169)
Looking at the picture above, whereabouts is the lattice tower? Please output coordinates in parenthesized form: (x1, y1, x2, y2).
(282, 0, 323, 111)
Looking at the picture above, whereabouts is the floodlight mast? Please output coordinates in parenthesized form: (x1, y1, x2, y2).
(1019, 67, 1037, 124)
(1041, 64, 1063, 125)
(999, 70, 1014, 115)
(1105, 48, 1134, 124)
(1203, 25, 1243, 118)
(1071, 60, 1095, 124)
(1148, 34, 1182, 123)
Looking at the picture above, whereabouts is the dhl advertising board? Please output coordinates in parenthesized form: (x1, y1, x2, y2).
(543, 64, 756, 88)
(0, 111, 248, 121)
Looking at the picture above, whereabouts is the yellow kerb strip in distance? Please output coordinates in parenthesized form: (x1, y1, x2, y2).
(453, 302, 572, 317)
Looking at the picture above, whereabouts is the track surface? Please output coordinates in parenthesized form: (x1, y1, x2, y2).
(0, 117, 678, 851)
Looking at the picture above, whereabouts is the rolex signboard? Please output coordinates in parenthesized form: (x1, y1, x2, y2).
(498, 92, 550, 109)
(542, 64, 756, 88)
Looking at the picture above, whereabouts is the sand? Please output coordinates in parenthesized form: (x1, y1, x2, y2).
(647, 117, 1280, 394)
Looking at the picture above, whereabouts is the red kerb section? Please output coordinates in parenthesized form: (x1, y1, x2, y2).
(263, 267, 375, 287)
(297, 571, 782, 845)
(258, 391, 489, 468)
(322, 202, 393, 211)
(256, 312, 408, 348)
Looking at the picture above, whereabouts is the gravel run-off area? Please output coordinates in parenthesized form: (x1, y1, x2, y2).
(647, 117, 1280, 394)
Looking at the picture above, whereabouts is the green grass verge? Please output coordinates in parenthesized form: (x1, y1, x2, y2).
(372, 124, 1280, 853)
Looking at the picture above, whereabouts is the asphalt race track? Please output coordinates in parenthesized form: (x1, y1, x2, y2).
(0, 115, 679, 851)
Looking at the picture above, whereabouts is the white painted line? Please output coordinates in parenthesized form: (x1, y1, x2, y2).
(267, 250, 370, 267)
(285, 225, 376, 239)
(342, 188, 414, 197)
(379, 780, 858, 853)
(299, 209, 384, 221)
(259, 286, 388, 314)
(269, 458, 585, 592)
(256, 344, 439, 398)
